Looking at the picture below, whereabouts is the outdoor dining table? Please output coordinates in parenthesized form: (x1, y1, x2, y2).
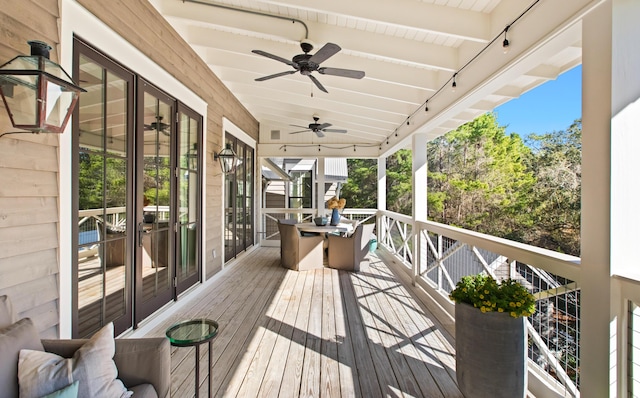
(295, 222, 354, 235)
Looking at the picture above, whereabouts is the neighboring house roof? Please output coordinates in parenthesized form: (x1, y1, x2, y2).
(324, 158, 348, 183)
(262, 158, 348, 183)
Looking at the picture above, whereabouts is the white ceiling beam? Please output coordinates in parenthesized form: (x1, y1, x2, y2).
(160, 2, 460, 71)
(259, 0, 492, 42)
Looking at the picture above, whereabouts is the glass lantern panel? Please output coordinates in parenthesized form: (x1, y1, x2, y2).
(0, 74, 38, 126)
(43, 58, 76, 84)
(0, 56, 39, 72)
(44, 78, 77, 130)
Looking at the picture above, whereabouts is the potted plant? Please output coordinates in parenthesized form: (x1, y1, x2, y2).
(449, 273, 536, 398)
(327, 196, 346, 226)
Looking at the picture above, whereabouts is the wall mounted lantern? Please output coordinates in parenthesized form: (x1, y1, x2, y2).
(214, 143, 238, 174)
(0, 40, 86, 135)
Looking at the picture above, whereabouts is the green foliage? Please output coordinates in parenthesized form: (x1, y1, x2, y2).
(427, 113, 536, 241)
(386, 149, 413, 215)
(449, 273, 536, 318)
(341, 159, 377, 209)
(523, 120, 582, 255)
(341, 113, 581, 255)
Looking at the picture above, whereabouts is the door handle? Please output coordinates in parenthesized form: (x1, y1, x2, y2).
(138, 222, 149, 247)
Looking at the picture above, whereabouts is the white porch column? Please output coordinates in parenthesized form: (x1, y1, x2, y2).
(412, 134, 428, 284)
(412, 134, 428, 222)
(610, 1, 640, 396)
(580, 0, 640, 398)
(316, 158, 326, 216)
(377, 157, 386, 245)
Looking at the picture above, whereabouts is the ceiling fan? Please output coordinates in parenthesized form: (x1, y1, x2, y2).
(252, 40, 365, 93)
(144, 116, 170, 136)
(290, 115, 347, 138)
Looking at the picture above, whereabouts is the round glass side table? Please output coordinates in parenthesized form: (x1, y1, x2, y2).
(166, 319, 219, 398)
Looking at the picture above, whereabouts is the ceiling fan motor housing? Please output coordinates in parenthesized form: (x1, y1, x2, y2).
(300, 40, 314, 53)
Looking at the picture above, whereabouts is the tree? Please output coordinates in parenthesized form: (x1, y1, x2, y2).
(427, 113, 535, 241)
(340, 113, 582, 256)
(341, 159, 377, 209)
(386, 150, 413, 215)
(524, 120, 581, 255)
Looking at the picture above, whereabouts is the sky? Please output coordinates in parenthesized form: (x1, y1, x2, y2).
(494, 65, 582, 137)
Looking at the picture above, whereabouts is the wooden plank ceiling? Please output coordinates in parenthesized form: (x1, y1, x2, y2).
(150, 0, 593, 156)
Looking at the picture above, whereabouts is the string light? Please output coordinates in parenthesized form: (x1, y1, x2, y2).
(502, 25, 510, 54)
(278, 143, 380, 152)
(379, 0, 540, 151)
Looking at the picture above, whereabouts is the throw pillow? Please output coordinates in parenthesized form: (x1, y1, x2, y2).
(18, 322, 132, 398)
(43, 381, 79, 398)
(0, 318, 44, 398)
(0, 295, 16, 328)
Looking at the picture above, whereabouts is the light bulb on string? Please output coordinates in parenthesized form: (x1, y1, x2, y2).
(452, 73, 457, 92)
(502, 25, 511, 54)
(425, 100, 429, 112)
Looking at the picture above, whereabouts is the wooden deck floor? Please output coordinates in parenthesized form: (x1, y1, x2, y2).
(141, 247, 463, 398)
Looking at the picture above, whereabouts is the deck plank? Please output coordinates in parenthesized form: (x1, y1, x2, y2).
(136, 247, 461, 397)
(320, 268, 340, 398)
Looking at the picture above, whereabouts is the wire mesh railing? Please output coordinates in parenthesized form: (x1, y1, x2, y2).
(378, 210, 581, 397)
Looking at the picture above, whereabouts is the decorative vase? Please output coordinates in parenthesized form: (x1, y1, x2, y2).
(455, 302, 527, 398)
(330, 208, 340, 226)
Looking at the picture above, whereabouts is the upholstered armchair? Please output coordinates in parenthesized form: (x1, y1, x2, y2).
(327, 223, 376, 272)
(277, 220, 325, 271)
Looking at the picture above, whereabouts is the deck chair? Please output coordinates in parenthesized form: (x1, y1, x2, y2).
(277, 220, 324, 271)
(327, 223, 376, 272)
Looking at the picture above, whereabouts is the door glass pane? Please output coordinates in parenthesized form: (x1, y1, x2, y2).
(177, 113, 199, 284)
(106, 71, 127, 155)
(141, 94, 172, 302)
(76, 54, 130, 338)
(224, 137, 235, 261)
(78, 55, 103, 151)
(236, 144, 245, 252)
(246, 147, 253, 247)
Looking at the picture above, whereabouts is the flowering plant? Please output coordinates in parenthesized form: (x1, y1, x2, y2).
(327, 196, 346, 210)
(449, 273, 535, 318)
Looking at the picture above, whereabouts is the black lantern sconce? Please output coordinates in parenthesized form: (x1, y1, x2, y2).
(214, 143, 238, 174)
(0, 40, 86, 135)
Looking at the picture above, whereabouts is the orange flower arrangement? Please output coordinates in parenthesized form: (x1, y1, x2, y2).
(327, 196, 346, 210)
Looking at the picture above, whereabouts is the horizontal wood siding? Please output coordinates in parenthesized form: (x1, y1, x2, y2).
(75, 0, 259, 280)
(0, 0, 61, 336)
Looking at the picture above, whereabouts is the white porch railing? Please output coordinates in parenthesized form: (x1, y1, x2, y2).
(378, 210, 581, 398)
